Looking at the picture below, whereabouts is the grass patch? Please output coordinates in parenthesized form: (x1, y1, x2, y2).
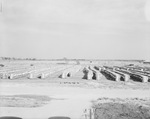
(93, 98, 150, 119)
(0, 95, 52, 108)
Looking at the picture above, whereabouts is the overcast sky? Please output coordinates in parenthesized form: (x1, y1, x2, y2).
(0, 0, 150, 59)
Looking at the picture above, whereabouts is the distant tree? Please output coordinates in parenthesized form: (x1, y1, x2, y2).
(32, 58, 36, 61)
(3, 57, 11, 60)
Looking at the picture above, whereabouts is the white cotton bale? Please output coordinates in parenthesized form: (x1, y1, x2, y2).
(40, 73, 45, 79)
(61, 72, 67, 79)
(9, 74, 14, 79)
(87, 71, 93, 80)
(115, 74, 121, 82)
(95, 72, 102, 80)
(29, 73, 33, 79)
(142, 76, 149, 83)
(124, 74, 130, 82)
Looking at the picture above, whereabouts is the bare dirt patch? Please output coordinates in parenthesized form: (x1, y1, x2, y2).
(0, 95, 52, 108)
(93, 98, 150, 119)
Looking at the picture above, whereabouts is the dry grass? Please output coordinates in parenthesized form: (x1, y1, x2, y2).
(93, 98, 150, 119)
(0, 95, 52, 108)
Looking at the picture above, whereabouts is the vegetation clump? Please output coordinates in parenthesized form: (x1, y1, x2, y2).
(93, 98, 150, 119)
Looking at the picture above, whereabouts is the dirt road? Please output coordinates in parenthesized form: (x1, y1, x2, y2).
(0, 80, 150, 119)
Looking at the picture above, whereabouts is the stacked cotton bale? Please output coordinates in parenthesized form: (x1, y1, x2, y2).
(142, 75, 149, 83)
(0, 69, 17, 79)
(94, 66, 102, 72)
(60, 67, 73, 79)
(28, 65, 72, 79)
(61, 70, 70, 79)
(0, 64, 70, 79)
(87, 70, 93, 80)
(68, 65, 82, 77)
(116, 66, 150, 83)
(60, 65, 82, 79)
(48, 65, 72, 78)
(89, 66, 103, 80)
(39, 65, 69, 79)
(113, 68, 130, 82)
(28, 68, 51, 79)
(101, 68, 121, 82)
(8, 71, 30, 79)
(39, 71, 50, 79)
(131, 73, 149, 83)
(122, 73, 130, 82)
(83, 66, 93, 80)
(28, 71, 43, 79)
(27, 64, 53, 79)
(40, 70, 55, 79)
(111, 70, 121, 82)
(127, 68, 149, 83)
(0, 66, 32, 79)
(6, 65, 39, 79)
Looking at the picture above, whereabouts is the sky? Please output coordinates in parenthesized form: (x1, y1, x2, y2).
(0, 0, 150, 60)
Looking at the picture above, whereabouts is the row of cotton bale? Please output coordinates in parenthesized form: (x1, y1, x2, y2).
(114, 66, 150, 83)
(1, 67, 42, 79)
(0, 64, 49, 79)
(89, 66, 103, 80)
(28, 65, 72, 79)
(101, 66, 132, 82)
(112, 68, 130, 82)
(0, 64, 72, 79)
(124, 66, 150, 78)
(126, 69, 149, 83)
(0, 66, 34, 79)
(124, 65, 150, 72)
(83, 66, 93, 80)
(101, 66, 150, 83)
(60, 65, 82, 78)
(28, 68, 51, 79)
(0, 63, 46, 79)
(83, 66, 102, 80)
(131, 73, 149, 83)
(101, 68, 121, 82)
(8, 70, 31, 79)
(28, 64, 57, 79)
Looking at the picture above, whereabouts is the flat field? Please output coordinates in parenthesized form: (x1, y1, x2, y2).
(0, 60, 150, 119)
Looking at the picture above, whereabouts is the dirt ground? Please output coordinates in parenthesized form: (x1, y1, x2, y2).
(0, 79, 150, 119)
